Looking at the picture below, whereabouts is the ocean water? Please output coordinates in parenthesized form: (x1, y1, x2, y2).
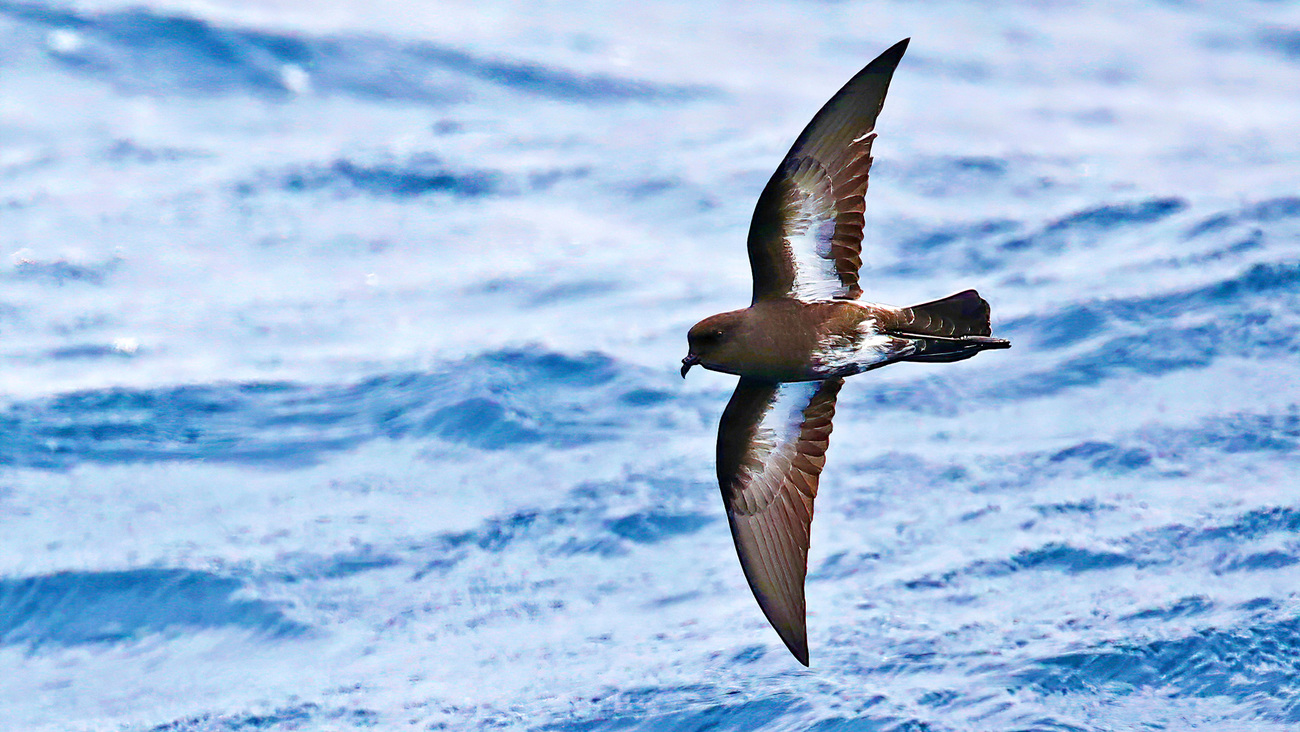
(2, 0, 1299, 729)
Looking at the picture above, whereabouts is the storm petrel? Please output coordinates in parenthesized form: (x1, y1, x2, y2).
(681, 38, 1010, 665)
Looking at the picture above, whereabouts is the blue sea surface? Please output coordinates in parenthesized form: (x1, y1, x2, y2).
(2, 0, 1300, 729)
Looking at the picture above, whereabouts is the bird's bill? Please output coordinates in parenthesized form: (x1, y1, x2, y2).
(680, 354, 700, 378)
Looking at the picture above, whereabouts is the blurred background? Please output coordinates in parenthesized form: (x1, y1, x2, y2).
(1, 0, 1299, 729)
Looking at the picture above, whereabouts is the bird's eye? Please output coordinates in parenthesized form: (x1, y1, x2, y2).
(691, 326, 729, 346)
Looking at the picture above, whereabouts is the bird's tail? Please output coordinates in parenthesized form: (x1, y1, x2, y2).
(886, 289, 1011, 363)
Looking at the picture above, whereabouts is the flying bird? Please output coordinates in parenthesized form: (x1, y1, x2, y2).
(680, 38, 1010, 666)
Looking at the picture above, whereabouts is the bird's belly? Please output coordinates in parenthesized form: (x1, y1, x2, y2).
(809, 324, 912, 378)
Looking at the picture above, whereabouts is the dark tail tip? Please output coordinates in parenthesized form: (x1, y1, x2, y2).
(900, 289, 992, 339)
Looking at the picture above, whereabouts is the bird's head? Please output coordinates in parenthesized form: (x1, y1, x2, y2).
(682, 310, 747, 378)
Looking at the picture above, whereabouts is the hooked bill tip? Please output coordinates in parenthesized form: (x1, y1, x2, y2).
(680, 354, 698, 378)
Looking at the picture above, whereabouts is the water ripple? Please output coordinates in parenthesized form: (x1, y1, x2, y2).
(0, 349, 670, 469)
(0, 569, 307, 647)
(1018, 619, 1300, 717)
(0, 1, 710, 102)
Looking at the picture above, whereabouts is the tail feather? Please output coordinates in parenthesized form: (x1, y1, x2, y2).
(895, 289, 991, 338)
(885, 289, 1011, 363)
(903, 334, 1010, 363)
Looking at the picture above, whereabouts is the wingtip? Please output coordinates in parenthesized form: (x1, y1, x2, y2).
(865, 37, 910, 73)
(777, 626, 811, 666)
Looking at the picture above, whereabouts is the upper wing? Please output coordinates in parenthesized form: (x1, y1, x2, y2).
(747, 38, 909, 304)
(716, 377, 843, 665)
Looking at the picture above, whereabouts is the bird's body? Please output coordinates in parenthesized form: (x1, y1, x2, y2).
(681, 38, 1010, 665)
(687, 295, 1009, 382)
(688, 299, 884, 381)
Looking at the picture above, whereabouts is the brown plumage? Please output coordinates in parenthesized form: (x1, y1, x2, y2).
(681, 38, 1010, 665)
(716, 378, 842, 665)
